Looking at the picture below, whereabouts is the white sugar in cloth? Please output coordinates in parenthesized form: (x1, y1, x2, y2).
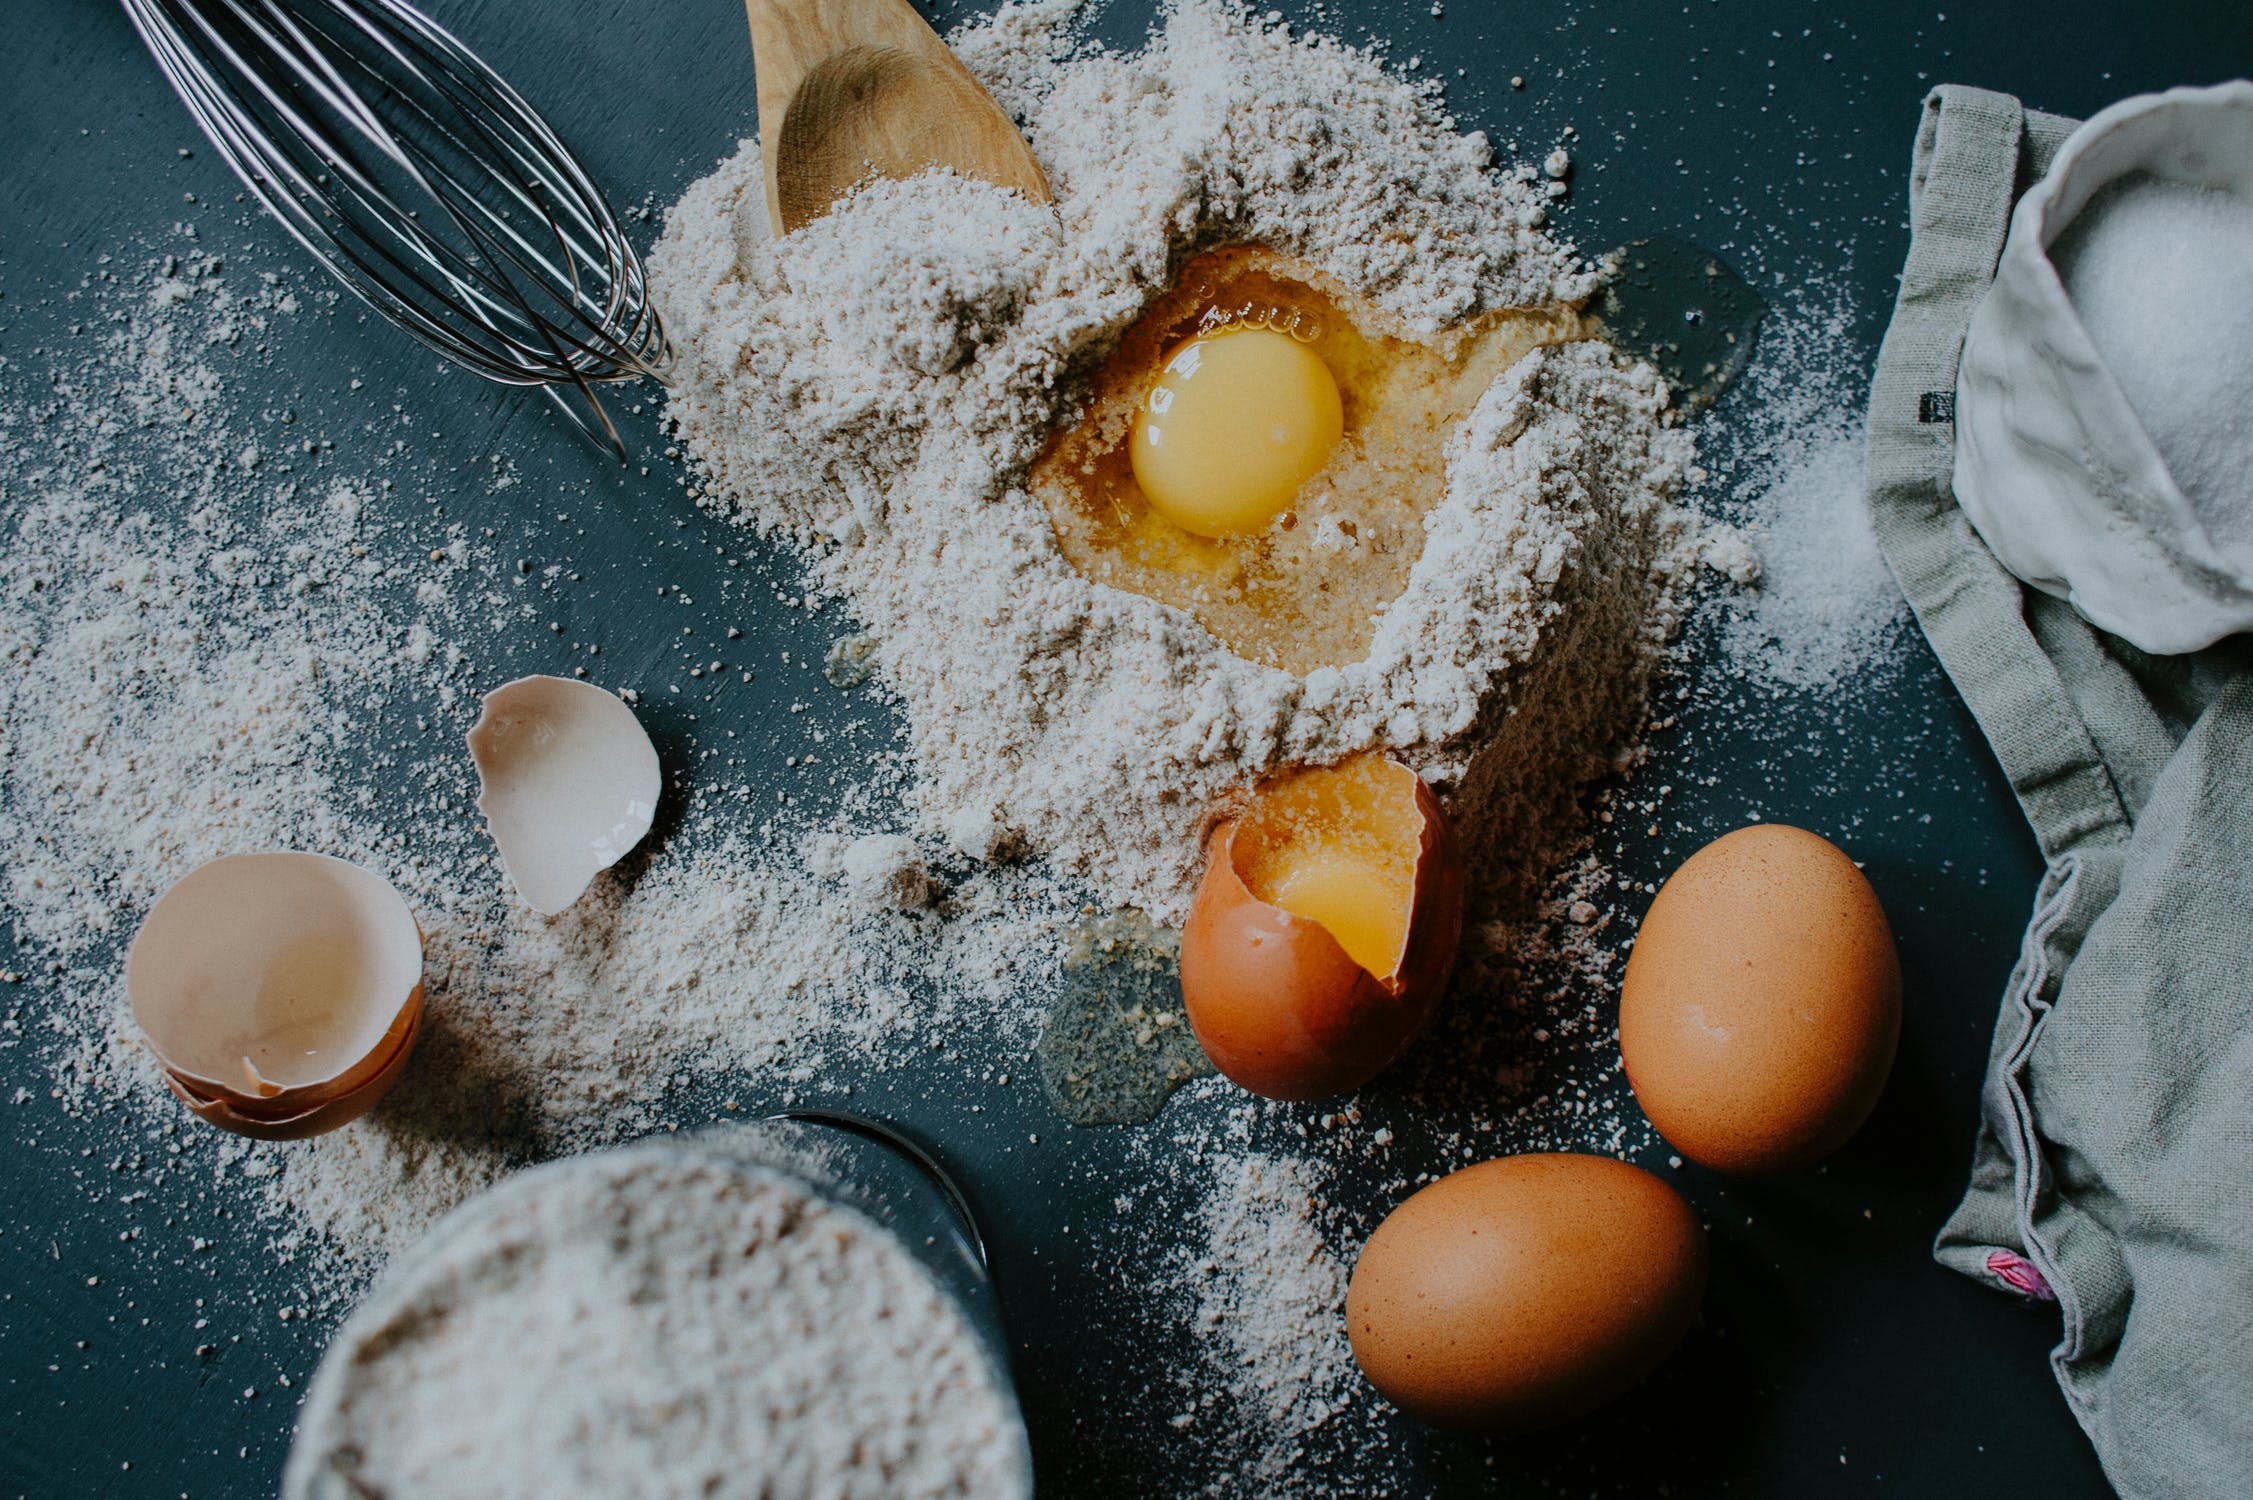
(2054, 174, 2253, 546)
(1954, 81, 2253, 654)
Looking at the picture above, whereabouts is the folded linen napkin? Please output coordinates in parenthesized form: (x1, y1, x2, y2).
(1864, 83, 2253, 1500)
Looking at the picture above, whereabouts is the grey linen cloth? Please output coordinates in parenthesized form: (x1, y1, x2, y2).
(1866, 84, 2253, 1497)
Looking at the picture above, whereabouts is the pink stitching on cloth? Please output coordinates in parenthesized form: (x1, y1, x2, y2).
(1987, 1249, 2058, 1302)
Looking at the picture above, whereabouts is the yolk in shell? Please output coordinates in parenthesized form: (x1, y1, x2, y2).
(1261, 846, 1403, 978)
(1235, 752, 1421, 979)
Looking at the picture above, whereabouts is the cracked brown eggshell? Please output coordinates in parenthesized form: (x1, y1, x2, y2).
(163, 1004, 424, 1141)
(1179, 753, 1463, 1100)
(127, 852, 426, 1140)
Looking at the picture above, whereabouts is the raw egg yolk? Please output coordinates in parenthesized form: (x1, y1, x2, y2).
(1130, 327, 1343, 538)
(1237, 753, 1418, 979)
(1263, 846, 1404, 978)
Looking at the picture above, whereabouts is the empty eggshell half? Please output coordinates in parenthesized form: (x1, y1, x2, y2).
(163, 1004, 424, 1141)
(1180, 753, 1464, 1100)
(127, 852, 426, 1139)
(466, 675, 661, 916)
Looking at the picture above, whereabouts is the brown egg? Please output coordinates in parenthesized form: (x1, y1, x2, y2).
(1180, 753, 1463, 1100)
(1620, 823, 1901, 1174)
(1347, 1153, 1707, 1432)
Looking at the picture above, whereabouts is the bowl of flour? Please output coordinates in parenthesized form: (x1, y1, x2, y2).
(283, 1127, 1033, 1500)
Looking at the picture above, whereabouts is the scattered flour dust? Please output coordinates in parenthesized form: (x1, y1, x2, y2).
(0, 246, 1075, 1280)
(1698, 284, 1910, 691)
(1172, 1152, 1355, 1484)
(283, 1143, 1023, 1500)
(0, 0, 1912, 1491)
(654, 0, 1706, 921)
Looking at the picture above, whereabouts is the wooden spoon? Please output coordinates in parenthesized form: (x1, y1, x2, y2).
(745, 0, 1052, 236)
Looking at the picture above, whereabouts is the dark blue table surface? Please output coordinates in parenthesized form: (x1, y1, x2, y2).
(6, 0, 2248, 1494)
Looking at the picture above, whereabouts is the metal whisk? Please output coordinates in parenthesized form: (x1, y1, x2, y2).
(121, 0, 666, 459)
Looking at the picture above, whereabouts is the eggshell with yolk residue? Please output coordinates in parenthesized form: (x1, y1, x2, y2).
(1619, 822, 1901, 1174)
(1179, 755, 1462, 1100)
(1347, 1153, 1708, 1432)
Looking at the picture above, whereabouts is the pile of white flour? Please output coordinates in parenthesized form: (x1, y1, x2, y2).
(655, 0, 1704, 917)
(284, 1141, 1023, 1499)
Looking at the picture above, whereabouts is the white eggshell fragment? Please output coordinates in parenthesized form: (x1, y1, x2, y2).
(127, 852, 426, 1137)
(466, 675, 661, 916)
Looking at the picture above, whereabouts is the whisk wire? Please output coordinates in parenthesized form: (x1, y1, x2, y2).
(120, 0, 665, 459)
(220, 0, 615, 374)
(308, 6, 615, 344)
(144, 0, 481, 339)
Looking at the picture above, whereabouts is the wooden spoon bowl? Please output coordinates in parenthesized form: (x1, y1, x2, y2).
(748, 0, 1052, 235)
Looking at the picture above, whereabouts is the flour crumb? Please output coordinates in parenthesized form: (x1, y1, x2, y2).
(808, 831, 938, 912)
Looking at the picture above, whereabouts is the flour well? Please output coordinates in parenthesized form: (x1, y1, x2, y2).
(655, 0, 1703, 921)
